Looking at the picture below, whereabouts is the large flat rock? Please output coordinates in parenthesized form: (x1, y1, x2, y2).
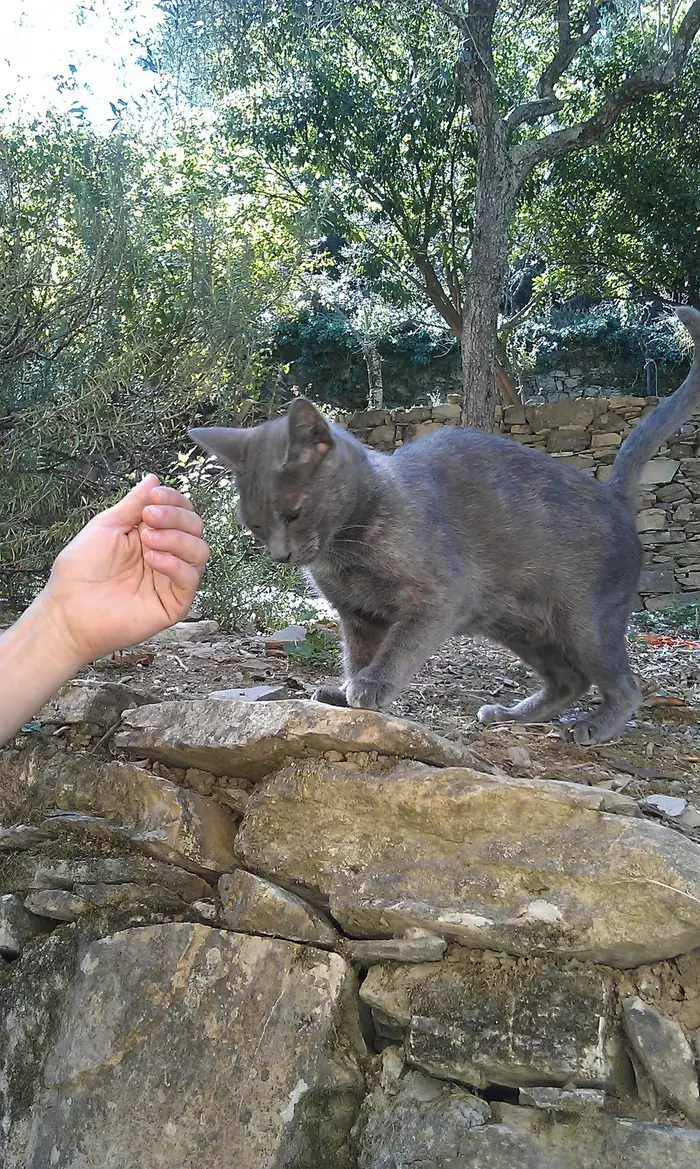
(0, 923, 366, 1169)
(360, 953, 628, 1091)
(236, 760, 700, 966)
(114, 700, 483, 778)
(1, 752, 237, 876)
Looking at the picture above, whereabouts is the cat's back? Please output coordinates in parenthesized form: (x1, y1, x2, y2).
(392, 425, 597, 503)
(387, 424, 635, 550)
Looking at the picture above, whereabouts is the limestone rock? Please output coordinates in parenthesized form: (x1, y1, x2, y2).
(640, 459, 681, 486)
(343, 932, 447, 967)
(0, 824, 50, 851)
(526, 400, 599, 430)
(27, 876, 188, 924)
(115, 700, 482, 778)
(492, 1102, 700, 1169)
(518, 1087, 606, 1111)
(236, 760, 700, 966)
(208, 684, 288, 702)
(0, 924, 366, 1169)
(360, 955, 627, 1090)
(218, 869, 337, 947)
(622, 997, 700, 1123)
(0, 893, 47, 957)
(643, 794, 688, 818)
(39, 680, 148, 728)
(356, 1073, 700, 1169)
(0, 852, 212, 904)
(1, 752, 237, 876)
(24, 888, 90, 921)
(355, 1069, 491, 1169)
(148, 619, 219, 645)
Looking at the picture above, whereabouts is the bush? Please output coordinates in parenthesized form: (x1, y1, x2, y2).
(183, 462, 327, 631)
(509, 301, 692, 385)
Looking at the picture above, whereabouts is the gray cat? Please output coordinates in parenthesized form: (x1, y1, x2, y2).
(190, 306, 700, 745)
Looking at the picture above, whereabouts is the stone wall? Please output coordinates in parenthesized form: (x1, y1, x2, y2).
(342, 396, 700, 612)
(3, 682, 700, 1167)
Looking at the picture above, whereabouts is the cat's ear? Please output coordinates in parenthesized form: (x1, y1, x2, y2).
(286, 399, 334, 466)
(188, 427, 249, 471)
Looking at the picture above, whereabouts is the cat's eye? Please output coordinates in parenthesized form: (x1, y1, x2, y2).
(285, 509, 301, 524)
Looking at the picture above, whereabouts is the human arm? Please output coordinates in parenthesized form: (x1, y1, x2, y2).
(0, 474, 209, 746)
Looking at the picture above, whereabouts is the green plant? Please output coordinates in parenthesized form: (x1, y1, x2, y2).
(630, 604, 700, 639)
(283, 628, 340, 669)
(184, 469, 325, 632)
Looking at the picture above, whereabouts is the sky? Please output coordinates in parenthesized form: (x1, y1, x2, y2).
(0, 0, 164, 129)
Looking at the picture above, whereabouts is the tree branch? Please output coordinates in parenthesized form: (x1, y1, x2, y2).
(414, 253, 463, 336)
(512, 0, 700, 174)
(506, 0, 602, 132)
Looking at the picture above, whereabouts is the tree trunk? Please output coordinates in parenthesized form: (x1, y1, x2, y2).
(460, 124, 518, 430)
(363, 341, 383, 409)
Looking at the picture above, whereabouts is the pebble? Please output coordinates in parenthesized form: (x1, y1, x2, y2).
(643, 794, 688, 818)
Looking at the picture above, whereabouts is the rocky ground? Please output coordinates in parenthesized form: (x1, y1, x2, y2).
(2, 616, 700, 1168)
(67, 616, 700, 809)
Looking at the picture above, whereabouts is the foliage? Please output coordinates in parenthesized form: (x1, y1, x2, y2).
(158, 0, 700, 426)
(630, 605, 700, 638)
(283, 627, 340, 669)
(509, 301, 692, 381)
(267, 291, 458, 410)
(518, 60, 700, 305)
(183, 465, 324, 632)
(0, 114, 309, 612)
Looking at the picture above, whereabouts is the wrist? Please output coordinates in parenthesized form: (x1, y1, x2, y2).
(25, 589, 88, 676)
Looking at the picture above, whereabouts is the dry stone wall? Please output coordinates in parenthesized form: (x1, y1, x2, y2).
(3, 680, 700, 1168)
(343, 396, 700, 611)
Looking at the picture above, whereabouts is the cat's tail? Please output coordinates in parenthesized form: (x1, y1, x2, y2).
(607, 306, 700, 497)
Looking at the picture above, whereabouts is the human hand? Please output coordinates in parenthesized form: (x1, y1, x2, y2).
(37, 473, 210, 666)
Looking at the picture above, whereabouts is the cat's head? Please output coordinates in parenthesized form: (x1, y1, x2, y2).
(190, 399, 355, 565)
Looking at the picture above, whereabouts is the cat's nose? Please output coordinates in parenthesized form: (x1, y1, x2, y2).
(271, 551, 292, 563)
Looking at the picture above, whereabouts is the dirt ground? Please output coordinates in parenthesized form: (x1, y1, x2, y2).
(78, 618, 700, 823)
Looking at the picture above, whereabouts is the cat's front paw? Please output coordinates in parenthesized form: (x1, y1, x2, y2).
(311, 684, 348, 708)
(346, 676, 393, 711)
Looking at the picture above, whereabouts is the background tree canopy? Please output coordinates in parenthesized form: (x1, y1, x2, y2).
(157, 0, 700, 426)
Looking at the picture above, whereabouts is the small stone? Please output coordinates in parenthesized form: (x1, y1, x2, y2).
(622, 996, 700, 1123)
(519, 1086, 606, 1111)
(0, 893, 47, 956)
(24, 888, 89, 922)
(431, 403, 461, 421)
(191, 899, 218, 922)
(680, 806, 700, 830)
(637, 509, 667, 532)
(39, 680, 148, 729)
(343, 933, 447, 966)
(216, 786, 250, 815)
(0, 825, 51, 851)
(506, 745, 531, 768)
(184, 768, 216, 796)
(262, 624, 307, 644)
(208, 685, 288, 703)
(644, 795, 688, 818)
(218, 869, 338, 947)
(148, 619, 219, 645)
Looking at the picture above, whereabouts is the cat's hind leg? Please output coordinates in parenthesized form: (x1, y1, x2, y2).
(478, 642, 590, 726)
(571, 641, 641, 745)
